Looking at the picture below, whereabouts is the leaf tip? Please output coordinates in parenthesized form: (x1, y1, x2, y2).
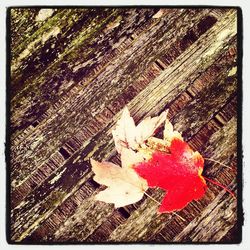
(90, 158, 97, 166)
(122, 105, 130, 117)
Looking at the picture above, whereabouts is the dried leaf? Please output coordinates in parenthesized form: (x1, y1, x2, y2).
(164, 119, 183, 146)
(135, 110, 167, 145)
(112, 107, 168, 153)
(92, 106, 207, 213)
(112, 107, 137, 153)
(90, 148, 148, 208)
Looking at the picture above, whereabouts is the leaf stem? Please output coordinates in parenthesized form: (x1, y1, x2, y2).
(204, 157, 233, 169)
(203, 176, 236, 199)
(172, 212, 186, 222)
(144, 192, 186, 222)
(144, 191, 161, 205)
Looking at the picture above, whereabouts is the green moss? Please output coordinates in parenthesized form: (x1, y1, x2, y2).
(12, 9, 72, 57)
(11, 9, 121, 108)
(44, 190, 65, 209)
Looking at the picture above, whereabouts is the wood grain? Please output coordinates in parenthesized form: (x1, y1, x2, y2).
(8, 7, 241, 243)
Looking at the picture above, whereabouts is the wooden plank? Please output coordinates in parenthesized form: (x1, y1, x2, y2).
(19, 59, 237, 242)
(12, 8, 219, 198)
(10, 8, 172, 135)
(11, 8, 194, 186)
(164, 117, 238, 242)
(8, 7, 240, 243)
(105, 116, 237, 242)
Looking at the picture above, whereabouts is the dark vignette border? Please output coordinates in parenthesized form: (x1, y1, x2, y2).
(5, 5, 243, 245)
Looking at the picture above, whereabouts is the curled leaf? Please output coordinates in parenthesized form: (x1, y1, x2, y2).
(135, 110, 167, 145)
(112, 107, 168, 153)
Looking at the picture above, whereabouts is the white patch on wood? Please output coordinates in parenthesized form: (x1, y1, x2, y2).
(30, 135, 44, 150)
(203, 21, 236, 59)
(12, 200, 29, 211)
(228, 66, 237, 76)
(35, 9, 54, 22)
(11, 27, 60, 73)
(42, 26, 61, 44)
(49, 168, 66, 185)
(152, 9, 165, 19)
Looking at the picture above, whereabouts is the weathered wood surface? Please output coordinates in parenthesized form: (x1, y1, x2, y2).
(8, 7, 241, 243)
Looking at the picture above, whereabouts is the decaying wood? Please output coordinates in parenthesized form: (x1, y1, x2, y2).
(8, 7, 241, 243)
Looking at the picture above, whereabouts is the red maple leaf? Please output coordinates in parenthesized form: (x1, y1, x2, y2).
(134, 138, 207, 213)
(91, 107, 233, 213)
